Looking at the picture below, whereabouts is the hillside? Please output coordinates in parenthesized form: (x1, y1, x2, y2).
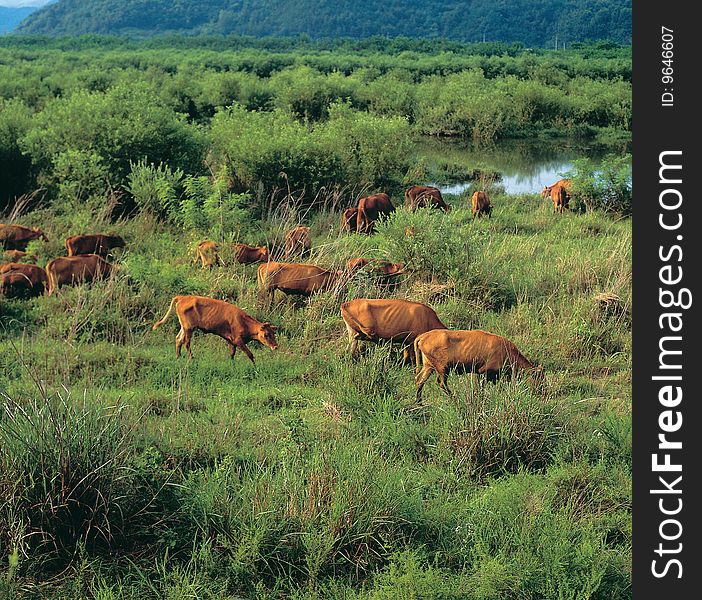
(15, 0, 632, 45)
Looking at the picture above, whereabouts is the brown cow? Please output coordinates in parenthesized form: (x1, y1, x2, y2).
(257, 261, 341, 305)
(340, 208, 359, 234)
(404, 186, 450, 212)
(345, 258, 404, 288)
(65, 234, 125, 257)
(0, 263, 48, 298)
(284, 226, 312, 259)
(2, 250, 36, 264)
(233, 243, 270, 265)
(340, 298, 447, 366)
(414, 329, 544, 401)
(0, 224, 48, 251)
(541, 179, 572, 214)
(356, 193, 395, 235)
(470, 190, 492, 218)
(45, 254, 113, 296)
(152, 295, 278, 362)
(195, 240, 221, 269)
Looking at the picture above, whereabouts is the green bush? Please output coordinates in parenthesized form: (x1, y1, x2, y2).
(568, 154, 632, 215)
(20, 83, 205, 193)
(0, 391, 138, 569)
(374, 208, 472, 281)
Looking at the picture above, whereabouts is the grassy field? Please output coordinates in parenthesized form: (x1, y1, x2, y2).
(0, 190, 631, 598)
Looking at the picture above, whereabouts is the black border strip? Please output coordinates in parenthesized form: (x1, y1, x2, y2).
(632, 2, 700, 597)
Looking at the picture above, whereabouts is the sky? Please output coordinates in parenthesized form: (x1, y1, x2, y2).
(0, 1, 52, 8)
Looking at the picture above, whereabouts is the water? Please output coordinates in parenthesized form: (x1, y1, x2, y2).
(420, 137, 631, 196)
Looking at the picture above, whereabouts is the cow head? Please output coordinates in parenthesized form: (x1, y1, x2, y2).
(528, 365, 546, 391)
(111, 234, 126, 248)
(540, 186, 551, 199)
(256, 322, 279, 350)
(381, 262, 404, 276)
(257, 246, 270, 262)
(32, 228, 49, 242)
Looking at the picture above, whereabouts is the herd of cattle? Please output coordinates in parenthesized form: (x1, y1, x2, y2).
(0, 181, 569, 398)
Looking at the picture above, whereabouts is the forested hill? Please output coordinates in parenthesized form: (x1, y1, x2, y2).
(16, 0, 631, 45)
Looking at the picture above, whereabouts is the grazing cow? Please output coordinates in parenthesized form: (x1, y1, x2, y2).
(45, 254, 113, 296)
(470, 190, 492, 218)
(0, 224, 48, 251)
(340, 298, 447, 366)
(195, 240, 221, 269)
(257, 261, 341, 305)
(404, 186, 450, 212)
(152, 295, 278, 362)
(345, 258, 404, 288)
(541, 179, 572, 214)
(65, 233, 125, 257)
(340, 208, 359, 234)
(414, 329, 544, 401)
(0, 263, 48, 298)
(356, 193, 395, 235)
(284, 226, 312, 259)
(2, 250, 36, 264)
(233, 243, 270, 265)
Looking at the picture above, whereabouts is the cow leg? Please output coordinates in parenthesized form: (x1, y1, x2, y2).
(228, 341, 237, 359)
(414, 365, 434, 403)
(436, 369, 451, 396)
(236, 340, 256, 364)
(175, 329, 185, 358)
(402, 345, 415, 367)
(182, 329, 193, 359)
(350, 338, 360, 360)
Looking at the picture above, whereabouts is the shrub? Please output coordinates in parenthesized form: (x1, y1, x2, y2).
(374, 208, 472, 281)
(0, 390, 136, 569)
(568, 154, 632, 215)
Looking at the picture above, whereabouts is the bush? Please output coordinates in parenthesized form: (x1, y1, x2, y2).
(0, 390, 141, 570)
(374, 208, 472, 281)
(20, 83, 205, 193)
(568, 154, 632, 215)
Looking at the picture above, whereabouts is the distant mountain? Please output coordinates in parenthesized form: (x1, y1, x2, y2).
(15, 0, 632, 46)
(1, 6, 37, 33)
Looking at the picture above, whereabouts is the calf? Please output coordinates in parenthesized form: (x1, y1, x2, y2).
(152, 295, 278, 362)
(414, 329, 544, 401)
(356, 193, 395, 235)
(470, 190, 492, 218)
(45, 254, 113, 296)
(340, 208, 359, 234)
(0, 263, 48, 298)
(65, 233, 125, 257)
(404, 186, 450, 212)
(233, 243, 270, 265)
(345, 258, 404, 288)
(258, 261, 341, 305)
(0, 224, 48, 251)
(195, 240, 221, 269)
(340, 298, 446, 366)
(541, 179, 572, 214)
(284, 225, 311, 259)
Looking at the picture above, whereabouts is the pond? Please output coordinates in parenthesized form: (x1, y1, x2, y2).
(419, 137, 631, 196)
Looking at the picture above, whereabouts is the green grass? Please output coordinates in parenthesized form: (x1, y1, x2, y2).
(0, 194, 631, 598)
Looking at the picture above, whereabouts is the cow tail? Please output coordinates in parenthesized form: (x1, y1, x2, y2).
(152, 296, 179, 331)
(414, 336, 423, 375)
(46, 262, 57, 296)
(356, 204, 367, 234)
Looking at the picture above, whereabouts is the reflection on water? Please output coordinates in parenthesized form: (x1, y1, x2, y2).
(420, 137, 631, 195)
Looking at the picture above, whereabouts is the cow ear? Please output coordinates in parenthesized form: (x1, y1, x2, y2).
(269, 325, 278, 332)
